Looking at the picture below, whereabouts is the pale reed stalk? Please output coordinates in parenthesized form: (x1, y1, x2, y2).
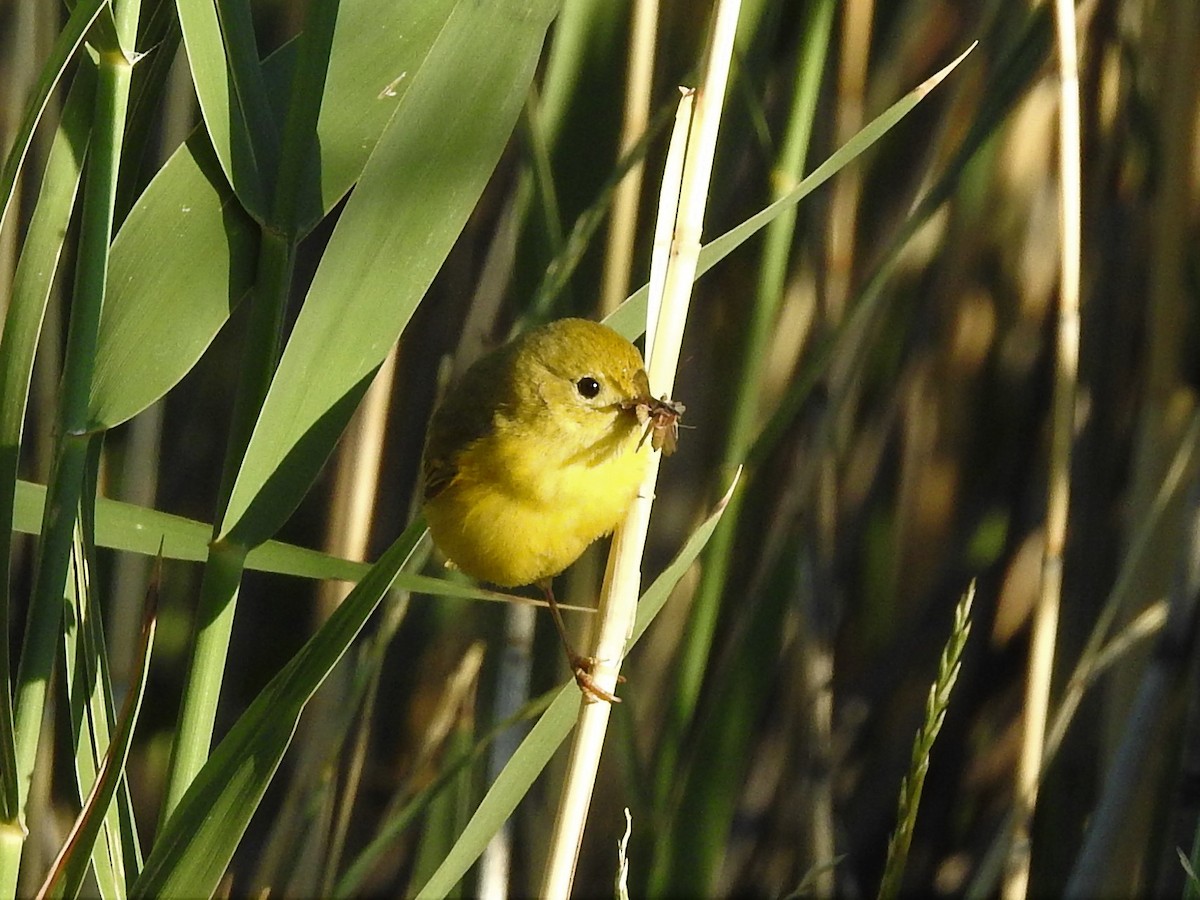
(539, 1, 743, 895)
(600, 0, 660, 315)
(1003, 0, 1081, 896)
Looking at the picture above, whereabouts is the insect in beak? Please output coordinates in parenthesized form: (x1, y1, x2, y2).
(623, 395, 686, 455)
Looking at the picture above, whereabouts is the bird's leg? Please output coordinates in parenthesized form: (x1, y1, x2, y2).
(538, 579, 622, 704)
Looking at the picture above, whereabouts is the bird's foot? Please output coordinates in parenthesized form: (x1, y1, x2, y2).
(570, 654, 625, 704)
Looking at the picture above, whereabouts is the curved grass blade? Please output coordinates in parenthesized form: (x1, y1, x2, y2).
(603, 42, 979, 344)
(130, 519, 424, 897)
(61, 521, 128, 899)
(528, 101, 676, 320)
(0, 0, 107, 241)
(35, 548, 157, 900)
(333, 688, 557, 896)
(413, 473, 740, 899)
(0, 64, 96, 827)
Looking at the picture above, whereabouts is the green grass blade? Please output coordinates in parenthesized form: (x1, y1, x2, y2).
(60, 527, 116, 900)
(415, 687, 576, 900)
(413, 475, 739, 899)
(528, 101, 675, 319)
(38, 544, 156, 900)
(0, 63, 95, 828)
(333, 690, 557, 896)
(604, 42, 979, 344)
(130, 520, 425, 897)
(0, 0, 107, 240)
(13, 480, 367, 577)
(11, 1, 142, 876)
(219, 0, 561, 548)
(13, 480, 587, 610)
(698, 43, 978, 287)
(65, 528, 121, 899)
(748, 18, 1048, 473)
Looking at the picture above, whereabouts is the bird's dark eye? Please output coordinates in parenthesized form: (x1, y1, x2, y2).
(575, 376, 601, 399)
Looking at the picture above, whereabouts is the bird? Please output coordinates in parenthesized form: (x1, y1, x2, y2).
(422, 317, 683, 701)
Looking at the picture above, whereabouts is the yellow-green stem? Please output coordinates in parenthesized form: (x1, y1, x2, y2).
(3, 5, 139, 883)
(160, 228, 293, 820)
(160, 539, 248, 819)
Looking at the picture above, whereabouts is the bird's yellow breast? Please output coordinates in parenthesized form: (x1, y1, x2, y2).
(424, 421, 649, 588)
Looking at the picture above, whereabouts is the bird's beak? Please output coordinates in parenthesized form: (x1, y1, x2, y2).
(617, 369, 654, 415)
(632, 368, 651, 403)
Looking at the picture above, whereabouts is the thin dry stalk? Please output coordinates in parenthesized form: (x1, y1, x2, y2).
(824, 0, 874, 323)
(1004, 1, 1081, 897)
(319, 344, 400, 617)
(538, 1, 743, 895)
(600, 0, 659, 315)
(1065, 477, 1200, 896)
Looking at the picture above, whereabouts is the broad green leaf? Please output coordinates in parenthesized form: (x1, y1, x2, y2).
(175, 0, 274, 218)
(88, 0, 466, 430)
(130, 519, 424, 897)
(0, 65, 95, 825)
(219, 0, 561, 547)
(413, 475, 740, 899)
(88, 132, 258, 430)
(296, 0, 465, 231)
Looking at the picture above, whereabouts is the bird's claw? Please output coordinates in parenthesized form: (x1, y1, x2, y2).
(571, 655, 625, 704)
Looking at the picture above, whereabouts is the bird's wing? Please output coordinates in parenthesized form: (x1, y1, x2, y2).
(422, 346, 516, 500)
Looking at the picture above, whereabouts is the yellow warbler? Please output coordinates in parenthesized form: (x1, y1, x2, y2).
(422, 317, 683, 700)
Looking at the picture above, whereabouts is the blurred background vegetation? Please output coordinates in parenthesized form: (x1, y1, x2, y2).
(2, 0, 1199, 896)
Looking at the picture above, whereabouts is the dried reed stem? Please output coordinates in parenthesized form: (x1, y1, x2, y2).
(600, 0, 659, 315)
(1004, 1, 1081, 896)
(538, 1, 742, 894)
